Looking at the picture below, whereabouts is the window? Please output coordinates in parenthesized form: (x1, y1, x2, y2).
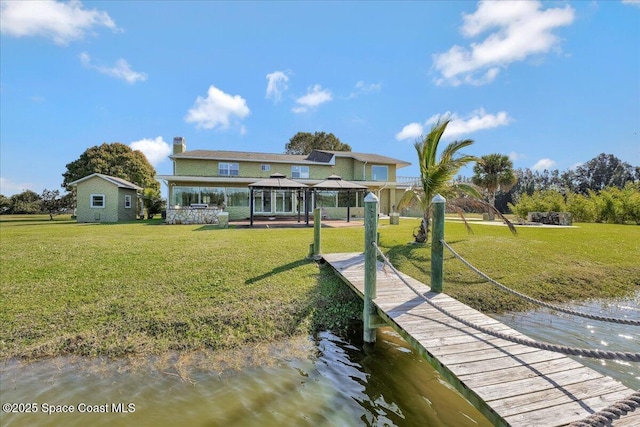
(275, 190, 295, 213)
(316, 191, 338, 207)
(172, 186, 199, 206)
(91, 194, 105, 208)
(124, 195, 132, 208)
(261, 164, 270, 172)
(371, 165, 388, 181)
(201, 187, 225, 207)
(291, 165, 309, 179)
(219, 162, 239, 176)
(338, 191, 363, 207)
(254, 190, 272, 213)
(172, 186, 250, 208)
(226, 188, 249, 207)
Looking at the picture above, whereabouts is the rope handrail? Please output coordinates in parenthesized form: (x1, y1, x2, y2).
(371, 242, 640, 363)
(440, 239, 640, 327)
(567, 391, 640, 427)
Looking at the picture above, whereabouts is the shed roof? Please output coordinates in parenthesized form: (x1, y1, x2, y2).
(68, 173, 143, 190)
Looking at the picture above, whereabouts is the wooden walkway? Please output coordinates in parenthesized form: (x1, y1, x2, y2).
(323, 252, 639, 427)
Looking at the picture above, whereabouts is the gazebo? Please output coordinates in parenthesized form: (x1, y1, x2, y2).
(248, 173, 309, 226)
(313, 174, 368, 222)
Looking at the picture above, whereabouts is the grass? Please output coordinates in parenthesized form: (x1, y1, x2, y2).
(1, 215, 638, 360)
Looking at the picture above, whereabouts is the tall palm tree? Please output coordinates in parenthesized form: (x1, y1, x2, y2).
(471, 154, 517, 220)
(397, 119, 479, 243)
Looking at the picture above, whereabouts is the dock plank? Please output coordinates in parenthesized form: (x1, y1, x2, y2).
(323, 252, 638, 427)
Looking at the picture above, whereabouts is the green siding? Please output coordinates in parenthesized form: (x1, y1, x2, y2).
(174, 156, 397, 182)
(75, 176, 137, 222)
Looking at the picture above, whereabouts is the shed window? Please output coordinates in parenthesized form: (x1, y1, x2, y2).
(124, 195, 132, 208)
(91, 194, 105, 208)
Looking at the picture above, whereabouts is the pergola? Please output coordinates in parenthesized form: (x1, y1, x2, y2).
(313, 174, 368, 222)
(248, 173, 309, 226)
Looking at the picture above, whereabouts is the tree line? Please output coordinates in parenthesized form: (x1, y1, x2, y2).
(0, 189, 73, 219)
(1, 132, 348, 219)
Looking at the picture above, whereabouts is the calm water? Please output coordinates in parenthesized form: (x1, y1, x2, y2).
(491, 293, 640, 390)
(2, 296, 637, 427)
(1, 329, 492, 427)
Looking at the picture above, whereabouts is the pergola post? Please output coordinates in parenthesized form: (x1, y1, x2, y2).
(250, 187, 254, 226)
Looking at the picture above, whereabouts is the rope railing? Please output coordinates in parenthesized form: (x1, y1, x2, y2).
(567, 391, 640, 427)
(371, 242, 640, 363)
(441, 240, 640, 327)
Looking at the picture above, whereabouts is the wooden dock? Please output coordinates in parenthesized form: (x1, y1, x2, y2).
(323, 252, 639, 427)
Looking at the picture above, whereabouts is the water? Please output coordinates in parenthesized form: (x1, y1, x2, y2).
(2, 297, 637, 427)
(1, 330, 492, 427)
(491, 293, 640, 390)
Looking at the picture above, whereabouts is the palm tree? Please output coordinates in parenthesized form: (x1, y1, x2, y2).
(397, 119, 479, 243)
(471, 154, 517, 220)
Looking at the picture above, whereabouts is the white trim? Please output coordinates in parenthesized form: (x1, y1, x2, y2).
(90, 193, 106, 208)
(124, 194, 132, 208)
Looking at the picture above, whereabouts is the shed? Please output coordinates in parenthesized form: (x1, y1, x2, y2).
(69, 173, 143, 223)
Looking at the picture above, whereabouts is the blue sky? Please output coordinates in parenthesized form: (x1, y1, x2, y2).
(1, 0, 639, 196)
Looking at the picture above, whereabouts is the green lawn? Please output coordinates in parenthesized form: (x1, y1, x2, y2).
(1, 215, 638, 360)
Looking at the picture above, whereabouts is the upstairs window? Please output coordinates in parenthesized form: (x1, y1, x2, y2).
(91, 194, 105, 208)
(219, 162, 239, 176)
(371, 165, 388, 181)
(261, 164, 271, 172)
(291, 165, 309, 179)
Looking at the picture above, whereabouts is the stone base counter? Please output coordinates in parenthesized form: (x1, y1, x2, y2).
(166, 208, 228, 227)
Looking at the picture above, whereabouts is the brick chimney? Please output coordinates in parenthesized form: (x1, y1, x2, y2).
(173, 137, 186, 155)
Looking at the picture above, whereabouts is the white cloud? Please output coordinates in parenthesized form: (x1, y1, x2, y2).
(292, 84, 332, 113)
(532, 158, 556, 171)
(265, 71, 289, 103)
(426, 108, 512, 138)
(185, 85, 250, 130)
(433, 1, 575, 86)
(395, 123, 424, 141)
(130, 137, 171, 166)
(508, 151, 526, 161)
(80, 52, 147, 84)
(622, 0, 640, 7)
(0, 0, 118, 45)
(0, 177, 36, 196)
(350, 80, 382, 98)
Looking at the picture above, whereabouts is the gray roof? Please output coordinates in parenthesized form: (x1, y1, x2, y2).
(249, 173, 308, 189)
(322, 150, 411, 168)
(171, 149, 410, 168)
(313, 175, 368, 190)
(172, 150, 309, 164)
(68, 173, 143, 190)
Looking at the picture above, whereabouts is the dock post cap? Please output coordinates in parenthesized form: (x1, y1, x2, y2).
(364, 193, 379, 202)
(432, 194, 446, 203)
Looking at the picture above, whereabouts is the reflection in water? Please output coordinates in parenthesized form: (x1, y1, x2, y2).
(1, 330, 492, 427)
(491, 293, 640, 390)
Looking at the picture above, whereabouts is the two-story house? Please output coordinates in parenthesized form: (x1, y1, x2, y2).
(156, 137, 411, 223)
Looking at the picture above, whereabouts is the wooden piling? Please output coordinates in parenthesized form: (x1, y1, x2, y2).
(363, 192, 379, 344)
(431, 194, 445, 293)
(313, 207, 321, 258)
